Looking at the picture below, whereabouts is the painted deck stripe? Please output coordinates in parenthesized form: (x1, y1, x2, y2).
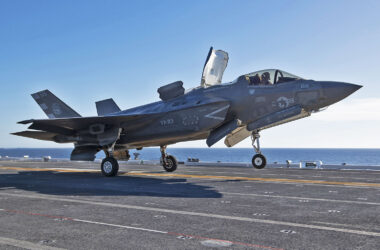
(0, 208, 282, 250)
(73, 219, 168, 234)
(311, 221, 380, 230)
(0, 192, 379, 237)
(0, 166, 97, 173)
(222, 192, 380, 206)
(124, 172, 380, 187)
(0, 236, 65, 250)
(1, 166, 379, 188)
(73, 219, 282, 249)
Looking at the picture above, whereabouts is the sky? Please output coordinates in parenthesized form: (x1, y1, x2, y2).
(0, 0, 379, 148)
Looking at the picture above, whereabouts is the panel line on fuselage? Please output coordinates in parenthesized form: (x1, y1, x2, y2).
(204, 105, 230, 120)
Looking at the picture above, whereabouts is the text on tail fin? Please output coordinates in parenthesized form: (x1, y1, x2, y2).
(31, 90, 81, 119)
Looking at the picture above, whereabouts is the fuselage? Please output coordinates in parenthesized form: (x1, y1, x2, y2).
(115, 76, 361, 149)
(13, 65, 362, 165)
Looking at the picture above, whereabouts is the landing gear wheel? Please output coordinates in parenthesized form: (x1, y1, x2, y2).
(252, 154, 266, 169)
(101, 157, 119, 177)
(162, 155, 178, 172)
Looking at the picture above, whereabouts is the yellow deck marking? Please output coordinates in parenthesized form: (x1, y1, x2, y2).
(0, 166, 98, 173)
(1, 166, 379, 188)
(124, 172, 380, 187)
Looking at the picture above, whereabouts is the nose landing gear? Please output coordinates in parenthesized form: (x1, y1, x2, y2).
(160, 145, 178, 172)
(251, 131, 267, 169)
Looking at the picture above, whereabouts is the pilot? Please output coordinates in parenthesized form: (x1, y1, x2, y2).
(260, 72, 272, 85)
(249, 74, 261, 85)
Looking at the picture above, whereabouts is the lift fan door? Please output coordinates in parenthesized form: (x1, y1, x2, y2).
(157, 81, 185, 101)
(201, 47, 229, 87)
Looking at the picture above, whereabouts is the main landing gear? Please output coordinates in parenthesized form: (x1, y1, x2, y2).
(101, 150, 119, 177)
(251, 131, 267, 169)
(160, 145, 178, 172)
(100, 145, 179, 176)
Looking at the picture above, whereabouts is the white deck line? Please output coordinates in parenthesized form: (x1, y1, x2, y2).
(221, 192, 380, 205)
(0, 236, 65, 250)
(1, 192, 379, 237)
(73, 219, 167, 233)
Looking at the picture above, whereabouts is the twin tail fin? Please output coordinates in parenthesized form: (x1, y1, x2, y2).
(31, 90, 81, 119)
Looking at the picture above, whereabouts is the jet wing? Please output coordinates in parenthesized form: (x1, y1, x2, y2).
(11, 131, 58, 141)
(224, 106, 311, 147)
(247, 106, 310, 131)
(18, 114, 155, 134)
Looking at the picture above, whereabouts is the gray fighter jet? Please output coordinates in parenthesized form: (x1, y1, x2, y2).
(13, 47, 361, 176)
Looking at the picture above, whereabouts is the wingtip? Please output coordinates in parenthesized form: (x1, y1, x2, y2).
(18, 119, 33, 124)
(10, 131, 22, 136)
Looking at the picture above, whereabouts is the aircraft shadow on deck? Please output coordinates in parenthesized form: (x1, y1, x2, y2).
(0, 171, 222, 198)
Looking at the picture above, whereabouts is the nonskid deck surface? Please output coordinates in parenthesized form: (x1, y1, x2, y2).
(0, 161, 379, 250)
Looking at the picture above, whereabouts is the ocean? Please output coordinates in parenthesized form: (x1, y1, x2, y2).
(0, 148, 379, 166)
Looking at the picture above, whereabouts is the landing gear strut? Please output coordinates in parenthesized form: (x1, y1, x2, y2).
(125, 150, 131, 161)
(160, 146, 178, 172)
(101, 149, 119, 177)
(251, 131, 267, 169)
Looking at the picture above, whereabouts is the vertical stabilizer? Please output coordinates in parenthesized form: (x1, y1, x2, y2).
(31, 90, 81, 118)
(96, 98, 121, 116)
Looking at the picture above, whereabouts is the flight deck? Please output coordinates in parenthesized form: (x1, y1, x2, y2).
(0, 161, 379, 250)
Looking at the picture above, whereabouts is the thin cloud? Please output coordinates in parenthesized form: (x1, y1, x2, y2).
(311, 98, 380, 121)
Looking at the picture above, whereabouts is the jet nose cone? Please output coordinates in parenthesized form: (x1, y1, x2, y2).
(352, 83, 363, 93)
(339, 82, 362, 94)
(319, 81, 362, 107)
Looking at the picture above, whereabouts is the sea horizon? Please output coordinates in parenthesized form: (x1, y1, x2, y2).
(1, 147, 379, 166)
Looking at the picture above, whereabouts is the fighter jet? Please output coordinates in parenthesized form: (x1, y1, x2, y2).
(13, 47, 362, 176)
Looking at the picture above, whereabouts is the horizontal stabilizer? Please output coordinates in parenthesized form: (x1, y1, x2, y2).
(96, 98, 121, 116)
(31, 90, 81, 119)
(11, 131, 57, 141)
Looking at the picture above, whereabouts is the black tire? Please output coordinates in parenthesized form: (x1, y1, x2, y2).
(101, 157, 119, 177)
(252, 154, 266, 169)
(162, 155, 178, 172)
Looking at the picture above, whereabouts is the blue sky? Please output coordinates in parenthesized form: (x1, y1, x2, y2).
(1, 0, 379, 148)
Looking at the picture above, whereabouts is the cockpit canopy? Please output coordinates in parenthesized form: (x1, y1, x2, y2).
(199, 47, 302, 88)
(201, 47, 229, 87)
(243, 69, 303, 85)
